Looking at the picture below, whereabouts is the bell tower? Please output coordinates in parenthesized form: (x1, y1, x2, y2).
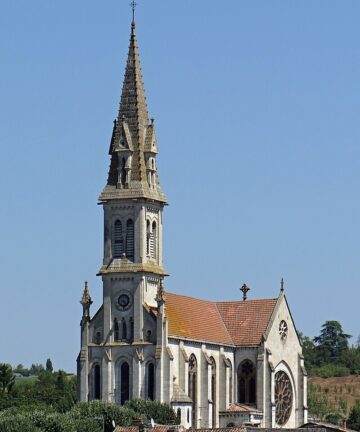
(98, 18, 167, 344)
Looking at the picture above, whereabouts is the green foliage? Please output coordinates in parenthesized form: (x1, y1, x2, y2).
(348, 402, 360, 431)
(314, 321, 351, 365)
(125, 398, 180, 425)
(313, 364, 351, 378)
(0, 364, 15, 395)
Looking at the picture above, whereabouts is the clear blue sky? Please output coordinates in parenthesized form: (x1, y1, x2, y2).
(1, 1, 359, 372)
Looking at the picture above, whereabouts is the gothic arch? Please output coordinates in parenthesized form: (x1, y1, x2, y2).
(237, 359, 256, 404)
(188, 354, 197, 427)
(92, 363, 101, 400)
(274, 360, 296, 426)
(145, 361, 155, 400)
(115, 358, 131, 405)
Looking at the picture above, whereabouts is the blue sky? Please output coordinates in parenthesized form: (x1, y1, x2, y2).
(0, 0, 359, 372)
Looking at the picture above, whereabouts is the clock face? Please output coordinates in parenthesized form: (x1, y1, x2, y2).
(118, 294, 130, 308)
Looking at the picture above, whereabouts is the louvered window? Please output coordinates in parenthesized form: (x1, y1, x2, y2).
(114, 220, 124, 258)
(126, 219, 134, 260)
(121, 318, 127, 340)
(146, 220, 150, 255)
(149, 221, 156, 259)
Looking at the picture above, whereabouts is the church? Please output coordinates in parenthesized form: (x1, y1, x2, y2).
(77, 14, 308, 430)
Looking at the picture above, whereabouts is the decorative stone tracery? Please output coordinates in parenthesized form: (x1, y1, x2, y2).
(275, 370, 293, 425)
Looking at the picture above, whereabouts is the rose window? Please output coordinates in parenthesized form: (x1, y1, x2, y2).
(275, 371, 293, 425)
(279, 320, 288, 340)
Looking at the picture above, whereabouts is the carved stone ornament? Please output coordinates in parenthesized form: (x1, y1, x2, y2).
(279, 320, 288, 340)
(275, 370, 293, 425)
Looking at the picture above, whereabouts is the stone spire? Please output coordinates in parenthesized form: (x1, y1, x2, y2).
(100, 19, 167, 203)
(80, 281, 92, 323)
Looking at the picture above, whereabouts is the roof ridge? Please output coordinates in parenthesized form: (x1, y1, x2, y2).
(166, 290, 276, 305)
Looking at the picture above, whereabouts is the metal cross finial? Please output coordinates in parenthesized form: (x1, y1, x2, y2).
(130, 0, 137, 22)
(240, 283, 250, 301)
(280, 278, 284, 292)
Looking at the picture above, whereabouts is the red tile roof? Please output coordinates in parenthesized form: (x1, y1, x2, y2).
(165, 292, 277, 346)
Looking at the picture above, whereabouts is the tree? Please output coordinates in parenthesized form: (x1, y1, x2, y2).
(298, 331, 316, 372)
(313, 321, 351, 364)
(46, 358, 53, 373)
(0, 363, 15, 394)
(348, 402, 360, 431)
(29, 363, 45, 376)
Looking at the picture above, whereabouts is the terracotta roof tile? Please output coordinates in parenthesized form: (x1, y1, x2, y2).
(166, 293, 233, 345)
(165, 292, 277, 346)
(216, 299, 277, 345)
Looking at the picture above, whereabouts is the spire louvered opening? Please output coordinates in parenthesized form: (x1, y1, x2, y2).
(114, 220, 124, 258)
(126, 219, 134, 260)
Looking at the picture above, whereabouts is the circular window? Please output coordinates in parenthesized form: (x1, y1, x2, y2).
(116, 292, 132, 311)
(275, 371, 293, 425)
(279, 320, 288, 340)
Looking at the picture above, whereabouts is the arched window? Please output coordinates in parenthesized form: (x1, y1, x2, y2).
(210, 357, 216, 427)
(146, 363, 155, 400)
(126, 219, 134, 260)
(129, 317, 134, 340)
(151, 221, 157, 259)
(228, 359, 233, 403)
(114, 220, 124, 258)
(121, 318, 127, 340)
(114, 319, 119, 342)
(120, 362, 130, 405)
(237, 360, 256, 404)
(95, 331, 101, 345)
(188, 354, 197, 427)
(177, 408, 181, 422)
(121, 157, 126, 185)
(93, 364, 101, 400)
(146, 220, 150, 255)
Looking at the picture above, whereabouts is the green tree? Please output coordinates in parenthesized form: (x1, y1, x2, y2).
(29, 364, 45, 376)
(46, 358, 53, 373)
(0, 364, 15, 394)
(313, 321, 351, 364)
(298, 331, 316, 372)
(348, 402, 360, 431)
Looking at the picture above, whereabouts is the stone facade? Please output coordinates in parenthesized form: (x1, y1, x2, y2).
(77, 17, 307, 429)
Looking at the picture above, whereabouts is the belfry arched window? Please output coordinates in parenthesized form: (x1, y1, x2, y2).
(188, 354, 197, 427)
(146, 220, 150, 255)
(114, 220, 124, 258)
(151, 221, 157, 259)
(93, 364, 101, 400)
(126, 219, 134, 260)
(228, 359, 233, 403)
(114, 318, 119, 342)
(210, 357, 216, 427)
(238, 359, 256, 404)
(146, 362, 155, 400)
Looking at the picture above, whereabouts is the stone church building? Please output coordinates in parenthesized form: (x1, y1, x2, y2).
(77, 16, 308, 429)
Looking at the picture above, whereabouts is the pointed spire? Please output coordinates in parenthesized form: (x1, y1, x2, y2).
(80, 281, 92, 306)
(155, 279, 166, 303)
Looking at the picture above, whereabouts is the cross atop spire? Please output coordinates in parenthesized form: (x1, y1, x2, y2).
(130, 0, 137, 23)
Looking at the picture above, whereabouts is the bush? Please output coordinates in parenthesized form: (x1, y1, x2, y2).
(124, 399, 179, 425)
(313, 364, 350, 378)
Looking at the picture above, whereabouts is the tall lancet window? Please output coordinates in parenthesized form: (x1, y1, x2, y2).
(114, 220, 124, 258)
(93, 364, 101, 400)
(210, 357, 216, 427)
(238, 360, 256, 404)
(188, 354, 197, 427)
(146, 362, 155, 400)
(114, 318, 119, 342)
(151, 221, 157, 259)
(126, 219, 134, 260)
(120, 157, 126, 185)
(121, 318, 127, 341)
(146, 220, 150, 255)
